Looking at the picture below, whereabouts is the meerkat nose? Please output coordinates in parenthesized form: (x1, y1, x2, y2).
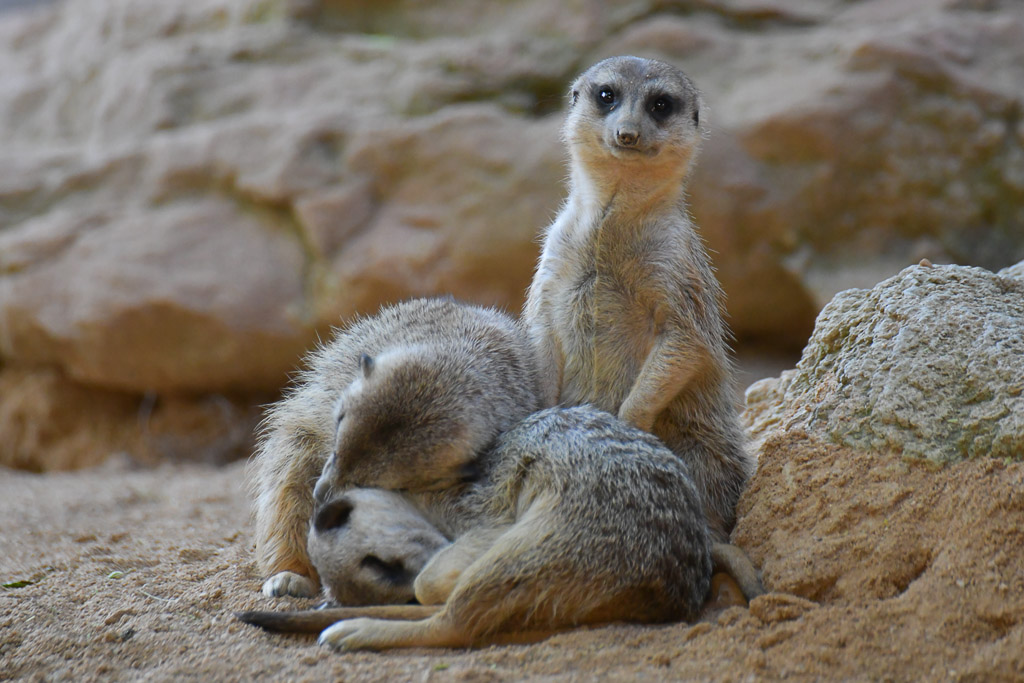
(616, 129, 639, 146)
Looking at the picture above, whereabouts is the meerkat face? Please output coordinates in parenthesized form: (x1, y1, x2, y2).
(563, 56, 703, 174)
(308, 488, 450, 605)
(313, 348, 482, 501)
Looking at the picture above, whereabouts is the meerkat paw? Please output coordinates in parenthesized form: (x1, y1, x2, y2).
(262, 571, 318, 598)
(318, 617, 392, 652)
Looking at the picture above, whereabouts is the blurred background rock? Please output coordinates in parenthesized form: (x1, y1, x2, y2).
(1, 0, 1021, 470)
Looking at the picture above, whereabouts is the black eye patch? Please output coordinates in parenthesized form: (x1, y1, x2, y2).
(647, 94, 675, 122)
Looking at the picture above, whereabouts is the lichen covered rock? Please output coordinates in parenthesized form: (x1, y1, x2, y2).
(745, 261, 1024, 463)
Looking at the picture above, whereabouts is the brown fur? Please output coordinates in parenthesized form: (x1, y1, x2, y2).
(249, 297, 544, 598)
(524, 56, 754, 541)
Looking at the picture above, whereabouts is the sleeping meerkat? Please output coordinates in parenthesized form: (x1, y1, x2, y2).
(249, 297, 544, 599)
(245, 406, 724, 650)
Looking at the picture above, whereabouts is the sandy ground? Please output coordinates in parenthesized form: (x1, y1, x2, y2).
(1, 432, 1022, 682)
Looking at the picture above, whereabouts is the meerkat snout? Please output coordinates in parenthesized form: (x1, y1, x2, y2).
(616, 127, 639, 146)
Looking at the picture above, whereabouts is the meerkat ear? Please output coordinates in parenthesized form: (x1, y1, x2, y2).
(571, 89, 579, 106)
(359, 353, 374, 379)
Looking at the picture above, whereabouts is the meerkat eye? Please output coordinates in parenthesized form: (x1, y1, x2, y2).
(596, 87, 615, 107)
(647, 95, 675, 121)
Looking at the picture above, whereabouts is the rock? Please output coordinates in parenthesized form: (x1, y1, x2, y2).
(999, 260, 1024, 281)
(680, 0, 1024, 343)
(2, 0, 1024, 467)
(0, 366, 260, 471)
(313, 106, 564, 324)
(745, 261, 1024, 464)
(733, 429, 1024, 612)
(0, 199, 310, 393)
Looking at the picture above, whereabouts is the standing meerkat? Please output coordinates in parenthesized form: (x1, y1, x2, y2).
(250, 298, 544, 599)
(243, 406, 719, 651)
(524, 56, 753, 541)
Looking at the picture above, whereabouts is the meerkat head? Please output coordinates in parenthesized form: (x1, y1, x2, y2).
(563, 56, 704, 183)
(308, 488, 449, 606)
(313, 346, 487, 501)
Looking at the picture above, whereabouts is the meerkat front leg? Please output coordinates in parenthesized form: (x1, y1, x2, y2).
(618, 333, 709, 432)
(262, 570, 317, 599)
(253, 432, 327, 598)
(414, 524, 511, 605)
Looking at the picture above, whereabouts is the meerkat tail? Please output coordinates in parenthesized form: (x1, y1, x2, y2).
(710, 543, 765, 601)
(235, 605, 441, 633)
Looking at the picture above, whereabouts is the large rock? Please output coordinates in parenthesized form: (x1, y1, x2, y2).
(0, 367, 260, 471)
(733, 258, 1024, 666)
(0, 199, 309, 393)
(681, 0, 1024, 344)
(733, 429, 1024, 648)
(2, 0, 1024, 467)
(745, 261, 1024, 463)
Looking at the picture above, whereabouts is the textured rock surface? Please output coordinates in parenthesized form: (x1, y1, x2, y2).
(1000, 260, 1024, 280)
(745, 261, 1024, 463)
(2, 0, 1024, 466)
(0, 367, 262, 471)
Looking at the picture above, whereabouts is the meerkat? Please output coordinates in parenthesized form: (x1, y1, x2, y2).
(523, 56, 754, 541)
(250, 297, 544, 599)
(305, 488, 449, 606)
(244, 405, 716, 651)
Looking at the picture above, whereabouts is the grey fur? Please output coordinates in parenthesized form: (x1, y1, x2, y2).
(312, 405, 713, 651)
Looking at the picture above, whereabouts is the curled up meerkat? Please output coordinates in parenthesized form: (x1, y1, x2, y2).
(242, 406, 733, 651)
(249, 297, 544, 600)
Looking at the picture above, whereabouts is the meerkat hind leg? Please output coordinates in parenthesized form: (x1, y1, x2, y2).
(319, 612, 561, 651)
(319, 612, 470, 651)
(325, 513, 584, 651)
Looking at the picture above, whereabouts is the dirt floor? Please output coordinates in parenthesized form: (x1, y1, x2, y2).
(1, 431, 1022, 682)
